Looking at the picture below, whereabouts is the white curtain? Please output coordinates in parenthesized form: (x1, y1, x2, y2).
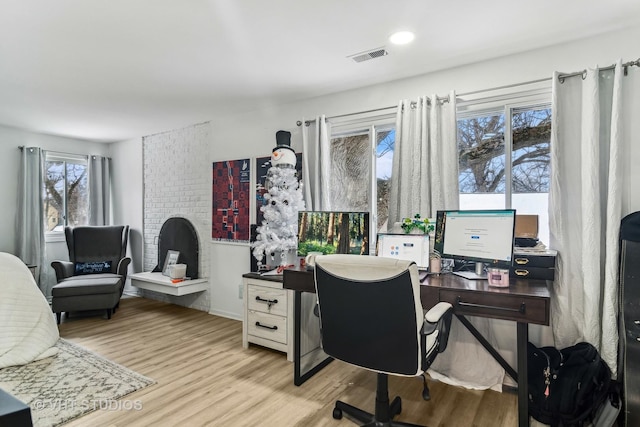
(299, 116, 334, 372)
(15, 147, 46, 290)
(388, 92, 506, 390)
(301, 115, 331, 211)
(388, 91, 459, 224)
(88, 155, 112, 225)
(549, 60, 625, 377)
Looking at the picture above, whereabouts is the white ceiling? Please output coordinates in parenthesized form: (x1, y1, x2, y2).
(1, 0, 640, 142)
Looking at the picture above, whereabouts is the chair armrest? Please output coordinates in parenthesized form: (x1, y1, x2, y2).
(50, 260, 74, 283)
(116, 257, 132, 282)
(422, 302, 453, 353)
(425, 302, 453, 323)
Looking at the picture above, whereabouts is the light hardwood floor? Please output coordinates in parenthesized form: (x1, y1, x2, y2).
(61, 296, 517, 427)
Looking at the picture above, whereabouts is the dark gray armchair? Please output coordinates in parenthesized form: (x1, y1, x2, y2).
(50, 225, 131, 323)
(51, 225, 130, 285)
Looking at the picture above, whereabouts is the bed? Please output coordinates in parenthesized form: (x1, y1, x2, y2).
(0, 252, 58, 369)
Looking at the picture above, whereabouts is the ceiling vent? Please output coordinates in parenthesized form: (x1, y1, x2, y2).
(348, 47, 388, 63)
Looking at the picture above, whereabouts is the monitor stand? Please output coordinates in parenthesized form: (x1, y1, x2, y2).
(453, 262, 487, 280)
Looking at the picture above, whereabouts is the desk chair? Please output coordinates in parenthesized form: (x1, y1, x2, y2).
(314, 254, 453, 427)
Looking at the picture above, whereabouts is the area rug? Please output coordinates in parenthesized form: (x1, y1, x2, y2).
(0, 338, 155, 426)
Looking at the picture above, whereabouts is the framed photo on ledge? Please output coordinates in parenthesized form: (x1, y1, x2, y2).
(162, 250, 180, 276)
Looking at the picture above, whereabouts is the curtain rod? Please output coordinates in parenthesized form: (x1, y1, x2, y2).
(296, 105, 395, 127)
(296, 95, 451, 127)
(295, 57, 638, 127)
(18, 146, 106, 160)
(17, 146, 40, 152)
(456, 77, 551, 97)
(295, 76, 552, 127)
(557, 57, 640, 83)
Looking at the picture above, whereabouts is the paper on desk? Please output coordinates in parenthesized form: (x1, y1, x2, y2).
(260, 264, 297, 276)
(260, 268, 283, 276)
(514, 241, 555, 254)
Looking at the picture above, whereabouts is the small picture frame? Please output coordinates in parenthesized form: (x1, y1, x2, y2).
(162, 250, 180, 276)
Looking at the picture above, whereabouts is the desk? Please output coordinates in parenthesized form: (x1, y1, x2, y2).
(0, 388, 32, 427)
(283, 269, 551, 427)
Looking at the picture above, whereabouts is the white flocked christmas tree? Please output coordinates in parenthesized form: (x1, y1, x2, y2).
(252, 131, 305, 269)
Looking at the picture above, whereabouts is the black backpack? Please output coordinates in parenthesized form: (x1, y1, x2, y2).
(527, 341, 612, 426)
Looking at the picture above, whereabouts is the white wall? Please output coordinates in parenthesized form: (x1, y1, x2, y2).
(110, 137, 144, 294)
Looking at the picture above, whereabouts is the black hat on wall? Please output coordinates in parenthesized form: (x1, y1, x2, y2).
(274, 130, 295, 153)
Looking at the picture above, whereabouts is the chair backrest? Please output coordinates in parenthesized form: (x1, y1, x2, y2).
(314, 254, 424, 376)
(65, 225, 129, 274)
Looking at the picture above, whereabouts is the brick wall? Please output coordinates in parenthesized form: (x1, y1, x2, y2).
(141, 122, 211, 312)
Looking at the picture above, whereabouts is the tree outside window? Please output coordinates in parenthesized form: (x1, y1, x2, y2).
(457, 105, 551, 243)
(328, 124, 395, 233)
(43, 154, 88, 232)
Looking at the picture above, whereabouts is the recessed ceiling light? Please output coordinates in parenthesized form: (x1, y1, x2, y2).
(389, 31, 415, 45)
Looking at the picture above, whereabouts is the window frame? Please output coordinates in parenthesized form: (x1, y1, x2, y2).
(43, 151, 89, 242)
(456, 84, 552, 241)
(328, 113, 396, 249)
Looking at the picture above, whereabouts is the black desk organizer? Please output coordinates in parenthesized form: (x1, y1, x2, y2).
(510, 250, 557, 280)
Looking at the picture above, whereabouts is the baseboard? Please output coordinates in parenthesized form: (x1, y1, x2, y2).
(209, 308, 242, 321)
(123, 290, 141, 297)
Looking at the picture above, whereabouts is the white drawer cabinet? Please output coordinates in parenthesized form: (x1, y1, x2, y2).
(242, 275, 294, 361)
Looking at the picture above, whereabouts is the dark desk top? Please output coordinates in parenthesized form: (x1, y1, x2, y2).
(282, 268, 551, 326)
(282, 269, 549, 295)
(242, 271, 284, 284)
(0, 388, 32, 426)
(424, 273, 550, 299)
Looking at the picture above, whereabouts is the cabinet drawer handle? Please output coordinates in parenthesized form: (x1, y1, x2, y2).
(514, 258, 530, 265)
(514, 269, 530, 276)
(255, 321, 278, 331)
(456, 296, 526, 314)
(255, 296, 279, 309)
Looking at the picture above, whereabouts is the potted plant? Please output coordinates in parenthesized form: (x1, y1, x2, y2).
(401, 214, 434, 234)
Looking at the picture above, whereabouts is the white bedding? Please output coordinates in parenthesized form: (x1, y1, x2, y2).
(0, 252, 59, 368)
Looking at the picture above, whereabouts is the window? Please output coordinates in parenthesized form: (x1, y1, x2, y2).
(43, 152, 89, 233)
(457, 89, 551, 244)
(328, 118, 395, 234)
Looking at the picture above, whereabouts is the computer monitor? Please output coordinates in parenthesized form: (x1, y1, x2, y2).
(434, 209, 516, 280)
(376, 233, 430, 270)
(297, 211, 370, 256)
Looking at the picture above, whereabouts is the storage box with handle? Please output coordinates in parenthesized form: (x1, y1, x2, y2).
(510, 249, 556, 280)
